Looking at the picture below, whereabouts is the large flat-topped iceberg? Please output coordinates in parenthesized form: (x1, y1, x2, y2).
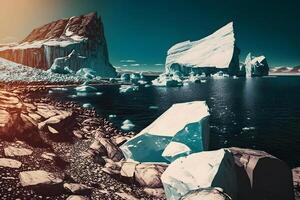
(120, 101, 210, 163)
(165, 22, 240, 76)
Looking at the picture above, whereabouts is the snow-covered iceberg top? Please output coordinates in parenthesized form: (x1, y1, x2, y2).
(120, 101, 210, 163)
(165, 22, 239, 75)
(140, 101, 209, 137)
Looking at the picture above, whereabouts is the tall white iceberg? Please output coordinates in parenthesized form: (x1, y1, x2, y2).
(120, 101, 210, 163)
(161, 149, 237, 200)
(165, 22, 240, 76)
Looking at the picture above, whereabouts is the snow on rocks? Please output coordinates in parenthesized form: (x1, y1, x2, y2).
(0, 158, 22, 168)
(4, 146, 33, 157)
(161, 149, 237, 200)
(120, 101, 210, 163)
(19, 170, 63, 187)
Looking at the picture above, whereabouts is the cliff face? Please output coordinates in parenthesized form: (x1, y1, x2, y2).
(0, 12, 116, 77)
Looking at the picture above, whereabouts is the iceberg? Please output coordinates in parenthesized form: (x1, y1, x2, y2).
(243, 53, 269, 77)
(152, 74, 183, 87)
(161, 149, 237, 200)
(121, 119, 135, 131)
(165, 22, 240, 76)
(120, 101, 210, 163)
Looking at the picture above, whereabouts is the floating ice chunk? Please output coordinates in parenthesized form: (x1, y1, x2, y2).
(82, 103, 92, 108)
(161, 149, 237, 200)
(162, 142, 191, 162)
(75, 85, 97, 93)
(200, 79, 207, 83)
(152, 74, 183, 87)
(149, 106, 159, 110)
(119, 85, 139, 93)
(121, 119, 135, 131)
(242, 127, 255, 131)
(120, 101, 210, 163)
(109, 114, 117, 118)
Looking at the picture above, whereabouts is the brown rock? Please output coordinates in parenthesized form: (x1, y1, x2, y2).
(229, 147, 295, 200)
(134, 164, 167, 188)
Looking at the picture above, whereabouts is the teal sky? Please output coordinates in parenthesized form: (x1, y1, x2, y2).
(0, 0, 299, 71)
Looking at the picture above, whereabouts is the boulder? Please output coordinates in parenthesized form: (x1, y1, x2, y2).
(96, 137, 124, 162)
(135, 164, 167, 188)
(4, 146, 33, 157)
(115, 192, 138, 200)
(121, 101, 209, 163)
(0, 158, 22, 168)
(66, 195, 89, 200)
(229, 147, 294, 200)
(120, 161, 138, 178)
(143, 188, 165, 198)
(19, 170, 63, 187)
(38, 110, 74, 133)
(161, 149, 237, 200)
(63, 183, 92, 194)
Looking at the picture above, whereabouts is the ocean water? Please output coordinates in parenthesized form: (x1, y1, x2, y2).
(49, 76, 300, 167)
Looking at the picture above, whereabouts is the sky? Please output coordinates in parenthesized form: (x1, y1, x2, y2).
(0, 0, 299, 71)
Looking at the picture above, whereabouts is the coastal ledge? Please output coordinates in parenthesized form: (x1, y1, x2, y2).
(0, 87, 298, 199)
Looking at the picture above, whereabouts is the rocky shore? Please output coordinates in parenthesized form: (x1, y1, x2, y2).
(0, 86, 299, 200)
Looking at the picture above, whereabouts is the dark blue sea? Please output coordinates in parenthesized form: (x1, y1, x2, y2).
(49, 76, 300, 167)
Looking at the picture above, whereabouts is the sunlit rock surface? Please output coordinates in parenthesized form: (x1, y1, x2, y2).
(120, 101, 210, 163)
(161, 149, 237, 200)
(242, 53, 269, 77)
(0, 12, 116, 77)
(165, 22, 240, 76)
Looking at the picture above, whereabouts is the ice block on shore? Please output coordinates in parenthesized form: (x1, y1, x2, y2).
(120, 101, 210, 163)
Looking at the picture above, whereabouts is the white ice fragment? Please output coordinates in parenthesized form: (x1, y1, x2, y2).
(120, 101, 210, 163)
(162, 142, 191, 162)
(119, 85, 139, 93)
(161, 149, 237, 200)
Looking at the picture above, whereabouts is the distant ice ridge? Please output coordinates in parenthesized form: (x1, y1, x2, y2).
(120, 101, 210, 163)
(165, 22, 240, 76)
